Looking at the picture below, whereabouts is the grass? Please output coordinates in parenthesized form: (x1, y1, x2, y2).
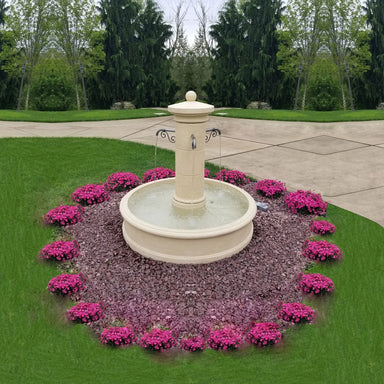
(0, 109, 170, 122)
(1, 138, 383, 384)
(1, 107, 384, 123)
(212, 108, 384, 122)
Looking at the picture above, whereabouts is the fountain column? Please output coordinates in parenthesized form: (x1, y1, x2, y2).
(168, 91, 214, 209)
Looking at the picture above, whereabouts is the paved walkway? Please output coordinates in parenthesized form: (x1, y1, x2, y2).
(1, 116, 383, 227)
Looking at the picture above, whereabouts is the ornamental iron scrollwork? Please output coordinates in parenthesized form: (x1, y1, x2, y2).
(205, 128, 222, 143)
(155, 128, 175, 143)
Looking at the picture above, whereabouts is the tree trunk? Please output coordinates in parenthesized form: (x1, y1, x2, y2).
(25, 82, 31, 111)
(301, 83, 307, 110)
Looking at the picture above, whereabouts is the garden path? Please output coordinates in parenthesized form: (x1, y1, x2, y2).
(1, 117, 383, 227)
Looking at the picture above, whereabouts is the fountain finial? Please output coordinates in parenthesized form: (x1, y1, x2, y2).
(186, 90, 197, 102)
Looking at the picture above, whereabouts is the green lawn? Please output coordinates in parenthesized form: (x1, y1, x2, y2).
(1, 138, 383, 384)
(0, 108, 170, 122)
(1, 107, 384, 123)
(213, 108, 384, 122)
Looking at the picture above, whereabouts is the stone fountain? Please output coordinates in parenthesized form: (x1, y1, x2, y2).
(120, 91, 257, 264)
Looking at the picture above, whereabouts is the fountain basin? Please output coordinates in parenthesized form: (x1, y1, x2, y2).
(120, 178, 257, 264)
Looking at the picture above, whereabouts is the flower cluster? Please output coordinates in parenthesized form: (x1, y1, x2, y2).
(285, 190, 327, 216)
(67, 302, 105, 324)
(310, 220, 336, 235)
(140, 328, 176, 351)
(47, 273, 85, 295)
(71, 184, 110, 205)
(104, 172, 140, 193)
(297, 273, 335, 295)
(277, 302, 314, 324)
(180, 336, 206, 352)
(254, 179, 287, 198)
(207, 328, 242, 351)
(39, 240, 80, 262)
(100, 327, 136, 347)
(215, 169, 250, 186)
(204, 168, 210, 178)
(246, 322, 282, 347)
(142, 167, 175, 183)
(302, 240, 343, 262)
(44, 204, 84, 226)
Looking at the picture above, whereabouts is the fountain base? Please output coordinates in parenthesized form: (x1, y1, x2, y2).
(120, 178, 257, 264)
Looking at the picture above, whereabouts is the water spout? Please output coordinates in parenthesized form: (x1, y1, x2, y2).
(191, 135, 197, 150)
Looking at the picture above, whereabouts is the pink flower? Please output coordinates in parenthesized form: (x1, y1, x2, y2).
(44, 204, 84, 226)
(104, 172, 140, 192)
(277, 302, 314, 324)
(285, 190, 327, 216)
(67, 302, 105, 323)
(254, 179, 286, 198)
(100, 327, 136, 347)
(297, 273, 335, 295)
(142, 167, 175, 183)
(39, 240, 80, 261)
(215, 169, 250, 186)
(207, 328, 242, 350)
(246, 322, 281, 347)
(140, 328, 176, 352)
(302, 240, 343, 262)
(72, 184, 110, 205)
(48, 273, 85, 295)
(310, 220, 336, 235)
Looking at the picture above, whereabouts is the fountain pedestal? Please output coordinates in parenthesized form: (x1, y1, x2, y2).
(120, 91, 257, 264)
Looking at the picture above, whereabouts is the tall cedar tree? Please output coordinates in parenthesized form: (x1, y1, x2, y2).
(364, 0, 384, 106)
(206, 0, 247, 107)
(98, 0, 141, 106)
(240, 0, 283, 105)
(135, 0, 175, 107)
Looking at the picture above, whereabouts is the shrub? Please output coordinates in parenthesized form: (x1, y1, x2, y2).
(207, 328, 242, 351)
(67, 302, 105, 324)
(47, 273, 85, 295)
(140, 328, 176, 351)
(104, 172, 140, 192)
(254, 179, 287, 198)
(285, 190, 327, 216)
(180, 336, 206, 352)
(246, 322, 282, 347)
(39, 240, 80, 262)
(44, 204, 84, 226)
(100, 327, 136, 347)
(215, 169, 250, 186)
(302, 239, 343, 262)
(71, 184, 110, 205)
(310, 220, 336, 235)
(297, 273, 335, 295)
(142, 167, 175, 183)
(277, 302, 314, 324)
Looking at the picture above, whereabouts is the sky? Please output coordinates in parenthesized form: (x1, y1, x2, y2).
(156, 0, 224, 45)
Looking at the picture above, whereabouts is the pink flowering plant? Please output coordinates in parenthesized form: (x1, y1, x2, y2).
(100, 327, 136, 347)
(142, 167, 175, 183)
(180, 336, 206, 352)
(207, 327, 242, 351)
(254, 179, 287, 198)
(277, 302, 314, 324)
(44, 204, 84, 226)
(246, 322, 282, 347)
(302, 239, 343, 262)
(204, 168, 210, 178)
(297, 273, 335, 295)
(215, 169, 250, 186)
(285, 190, 327, 216)
(48, 273, 85, 295)
(39, 240, 80, 262)
(104, 172, 140, 192)
(310, 220, 336, 235)
(71, 184, 110, 205)
(67, 302, 105, 324)
(140, 328, 176, 351)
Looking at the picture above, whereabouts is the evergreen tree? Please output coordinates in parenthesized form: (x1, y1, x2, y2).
(240, 0, 283, 105)
(364, 0, 384, 106)
(206, 0, 247, 107)
(135, 0, 175, 107)
(98, 0, 141, 107)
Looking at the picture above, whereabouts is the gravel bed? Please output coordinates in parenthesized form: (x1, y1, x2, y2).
(66, 182, 314, 340)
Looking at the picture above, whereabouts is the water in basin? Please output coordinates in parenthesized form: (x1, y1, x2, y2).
(127, 181, 249, 230)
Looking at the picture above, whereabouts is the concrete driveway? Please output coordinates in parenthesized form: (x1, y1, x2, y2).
(1, 116, 383, 227)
